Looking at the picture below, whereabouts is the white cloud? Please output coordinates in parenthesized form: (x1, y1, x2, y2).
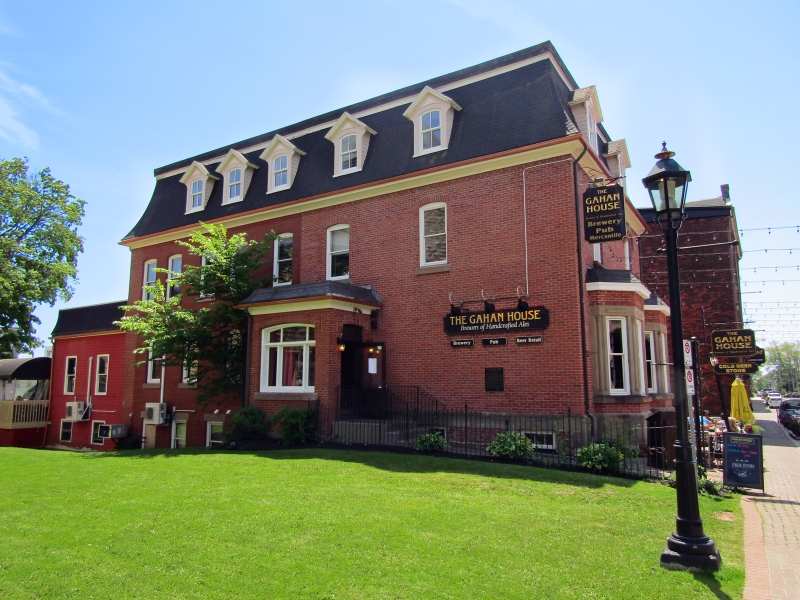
(441, 0, 551, 42)
(0, 95, 38, 149)
(0, 70, 57, 112)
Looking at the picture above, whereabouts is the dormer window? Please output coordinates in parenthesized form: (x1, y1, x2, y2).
(273, 156, 288, 188)
(421, 111, 441, 151)
(341, 135, 358, 171)
(567, 86, 604, 155)
(324, 113, 376, 177)
(191, 180, 203, 209)
(228, 168, 241, 201)
(403, 86, 461, 157)
(180, 161, 219, 214)
(216, 149, 258, 206)
(260, 135, 306, 194)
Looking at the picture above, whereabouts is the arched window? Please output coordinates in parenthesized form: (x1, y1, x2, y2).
(260, 325, 316, 392)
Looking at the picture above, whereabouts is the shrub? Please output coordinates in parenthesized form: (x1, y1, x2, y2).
(114, 435, 143, 451)
(577, 443, 624, 473)
(227, 406, 268, 442)
(268, 406, 316, 446)
(415, 432, 449, 452)
(486, 431, 533, 459)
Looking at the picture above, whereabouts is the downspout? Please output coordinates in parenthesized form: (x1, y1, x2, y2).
(572, 145, 595, 441)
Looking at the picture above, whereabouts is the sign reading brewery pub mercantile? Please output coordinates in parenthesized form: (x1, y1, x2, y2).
(444, 307, 550, 335)
(583, 185, 626, 243)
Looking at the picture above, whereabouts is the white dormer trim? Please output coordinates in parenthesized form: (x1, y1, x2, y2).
(568, 86, 604, 153)
(216, 149, 259, 205)
(259, 134, 306, 194)
(324, 113, 376, 178)
(179, 161, 219, 214)
(604, 139, 631, 192)
(403, 86, 462, 157)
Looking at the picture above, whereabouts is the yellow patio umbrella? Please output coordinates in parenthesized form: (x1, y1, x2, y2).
(730, 379, 754, 423)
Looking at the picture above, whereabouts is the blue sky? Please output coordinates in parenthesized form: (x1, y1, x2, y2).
(1, 0, 799, 351)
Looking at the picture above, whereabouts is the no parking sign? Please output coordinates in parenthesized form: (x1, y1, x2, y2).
(685, 368, 696, 395)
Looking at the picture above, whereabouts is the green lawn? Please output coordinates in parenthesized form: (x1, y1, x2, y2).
(0, 447, 743, 599)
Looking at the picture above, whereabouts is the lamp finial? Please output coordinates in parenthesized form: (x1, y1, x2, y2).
(655, 142, 676, 160)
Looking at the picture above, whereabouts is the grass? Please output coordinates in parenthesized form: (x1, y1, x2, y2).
(0, 447, 744, 599)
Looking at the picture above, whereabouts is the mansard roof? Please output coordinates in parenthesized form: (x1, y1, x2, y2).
(127, 41, 598, 241)
(51, 301, 127, 338)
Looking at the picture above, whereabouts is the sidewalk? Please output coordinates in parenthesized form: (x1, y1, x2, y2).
(743, 402, 800, 600)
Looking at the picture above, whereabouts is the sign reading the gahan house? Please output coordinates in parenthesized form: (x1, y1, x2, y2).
(583, 185, 626, 243)
(710, 329, 756, 356)
(444, 307, 550, 335)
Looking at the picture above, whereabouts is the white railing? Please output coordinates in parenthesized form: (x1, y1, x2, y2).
(0, 400, 49, 429)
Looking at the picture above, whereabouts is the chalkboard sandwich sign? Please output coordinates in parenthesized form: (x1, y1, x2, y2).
(722, 432, 764, 490)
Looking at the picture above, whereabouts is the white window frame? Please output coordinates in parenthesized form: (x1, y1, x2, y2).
(340, 134, 358, 173)
(206, 421, 224, 448)
(143, 259, 157, 301)
(593, 244, 602, 263)
(147, 349, 161, 384)
(225, 168, 242, 203)
(189, 179, 204, 212)
(91, 420, 106, 446)
(420, 110, 442, 153)
(167, 254, 182, 299)
(587, 107, 597, 152)
(95, 354, 109, 395)
(64, 356, 77, 394)
(172, 420, 187, 449)
(60, 419, 73, 443)
(660, 333, 670, 394)
(326, 224, 350, 281)
(624, 239, 631, 270)
(273, 155, 289, 190)
(636, 321, 647, 396)
(182, 356, 196, 384)
(645, 331, 657, 394)
(260, 324, 316, 393)
(606, 317, 630, 395)
(419, 202, 447, 267)
(273, 233, 293, 286)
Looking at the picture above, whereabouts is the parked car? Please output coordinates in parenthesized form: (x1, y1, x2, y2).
(768, 391, 783, 409)
(778, 399, 800, 435)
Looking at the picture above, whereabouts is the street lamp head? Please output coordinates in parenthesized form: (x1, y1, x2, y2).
(642, 142, 692, 229)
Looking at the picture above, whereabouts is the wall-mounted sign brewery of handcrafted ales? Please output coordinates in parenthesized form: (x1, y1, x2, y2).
(583, 185, 626, 243)
(444, 307, 550, 335)
(710, 329, 756, 356)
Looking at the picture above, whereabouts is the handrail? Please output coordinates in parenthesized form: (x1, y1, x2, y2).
(0, 400, 49, 429)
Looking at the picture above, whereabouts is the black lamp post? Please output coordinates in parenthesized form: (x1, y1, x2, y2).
(642, 143, 721, 572)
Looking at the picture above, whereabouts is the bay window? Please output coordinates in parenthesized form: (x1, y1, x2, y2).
(260, 325, 316, 392)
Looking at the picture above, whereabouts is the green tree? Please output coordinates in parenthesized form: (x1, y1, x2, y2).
(116, 222, 276, 406)
(755, 342, 800, 393)
(0, 158, 85, 356)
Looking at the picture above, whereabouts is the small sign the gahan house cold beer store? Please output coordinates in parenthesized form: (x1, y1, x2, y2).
(443, 307, 550, 335)
(582, 185, 626, 243)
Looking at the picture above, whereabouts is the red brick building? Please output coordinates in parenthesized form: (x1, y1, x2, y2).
(638, 189, 743, 415)
(102, 42, 678, 450)
(46, 301, 128, 450)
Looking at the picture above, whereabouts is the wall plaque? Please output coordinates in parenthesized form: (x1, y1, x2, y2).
(444, 307, 549, 335)
(710, 329, 756, 356)
(482, 337, 507, 346)
(451, 339, 474, 348)
(583, 185, 626, 243)
(516, 336, 543, 344)
(723, 433, 764, 490)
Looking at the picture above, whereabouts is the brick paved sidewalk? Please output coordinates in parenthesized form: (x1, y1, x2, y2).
(742, 402, 800, 600)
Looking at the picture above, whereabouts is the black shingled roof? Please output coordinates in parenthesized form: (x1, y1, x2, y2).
(51, 301, 127, 338)
(127, 42, 596, 241)
(240, 281, 382, 307)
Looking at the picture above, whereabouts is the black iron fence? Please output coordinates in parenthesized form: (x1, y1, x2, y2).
(299, 387, 678, 479)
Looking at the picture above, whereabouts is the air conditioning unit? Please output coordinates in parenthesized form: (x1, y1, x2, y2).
(144, 402, 169, 426)
(98, 424, 130, 439)
(64, 401, 88, 422)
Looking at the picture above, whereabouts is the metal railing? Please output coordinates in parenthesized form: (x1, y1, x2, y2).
(0, 400, 49, 429)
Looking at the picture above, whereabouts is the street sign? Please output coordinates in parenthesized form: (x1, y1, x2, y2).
(683, 339, 693, 368)
(710, 329, 756, 356)
(710, 355, 759, 375)
(685, 368, 696, 395)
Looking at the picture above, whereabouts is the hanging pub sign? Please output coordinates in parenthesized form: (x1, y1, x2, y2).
(444, 307, 550, 335)
(582, 185, 626, 243)
(710, 355, 759, 375)
(710, 329, 756, 356)
(748, 347, 766, 365)
(722, 432, 764, 490)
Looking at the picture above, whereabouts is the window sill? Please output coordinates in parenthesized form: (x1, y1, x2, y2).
(327, 277, 350, 284)
(273, 281, 292, 287)
(333, 168, 362, 178)
(221, 198, 244, 206)
(415, 264, 450, 275)
(593, 394, 651, 404)
(268, 185, 290, 195)
(413, 146, 447, 158)
(254, 392, 318, 402)
(185, 207, 205, 215)
(143, 383, 161, 389)
(177, 383, 197, 389)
